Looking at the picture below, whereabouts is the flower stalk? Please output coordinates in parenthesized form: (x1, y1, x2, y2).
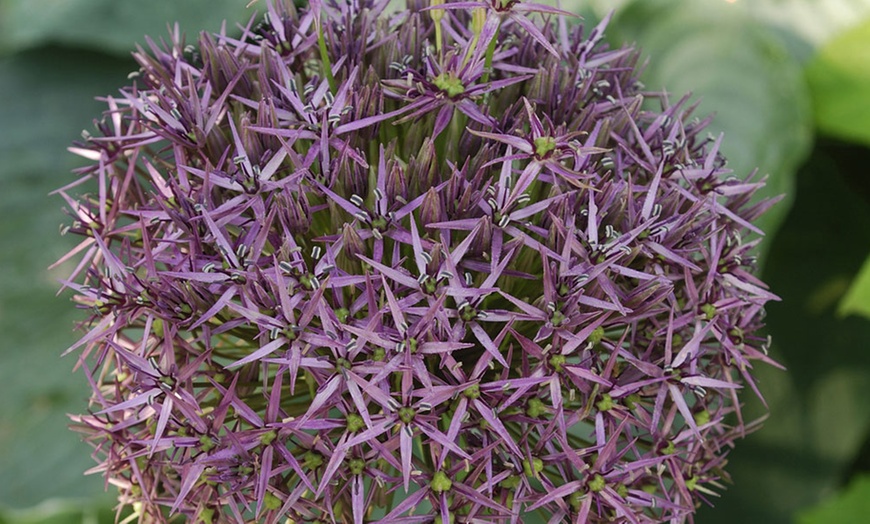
(481, 19, 500, 84)
(316, 20, 338, 93)
(431, 0, 446, 55)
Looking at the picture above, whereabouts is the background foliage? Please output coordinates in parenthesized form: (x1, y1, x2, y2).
(0, 0, 868, 521)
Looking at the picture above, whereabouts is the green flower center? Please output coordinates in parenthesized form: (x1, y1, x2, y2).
(549, 354, 567, 372)
(199, 435, 216, 452)
(499, 474, 521, 489)
(299, 274, 317, 291)
(464, 383, 481, 399)
(700, 303, 717, 320)
(283, 325, 298, 341)
(595, 394, 614, 412)
(346, 413, 365, 433)
(434, 73, 465, 98)
(399, 407, 416, 424)
(550, 309, 567, 327)
(431, 470, 453, 493)
(259, 430, 277, 446)
(459, 304, 478, 322)
(349, 458, 366, 475)
(534, 136, 557, 158)
(523, 457, 544, 477)
(371, 215, 389, 232)
(588, 326, 605, 345)
(526, 397, 546, 418)
(335, 307, 350, 323)
(200, 508, 215, 523)
(588, 474, 606, 492)
(303, 450, 323, 469)
(569, 491, 583, 511)
(264, 492, 282, 510)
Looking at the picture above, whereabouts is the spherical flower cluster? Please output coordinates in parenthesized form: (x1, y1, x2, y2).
(59, 0, 779, 522)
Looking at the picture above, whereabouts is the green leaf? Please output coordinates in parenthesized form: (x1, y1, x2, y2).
(0, 500, 121, 524)
(581, 0, 870, 60)
(609, 0, 813, 256)
(806, 19, 870, 146)
(839, 252, 870, 319)
(0, 47, 133, 508)
(797, 474, 870, 524)
(693, 140, 870, 524)
(751, 0, 870, 56)
(0, 0, 255, 57)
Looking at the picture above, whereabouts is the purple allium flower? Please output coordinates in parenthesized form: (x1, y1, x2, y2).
(58, 1, 780, 522)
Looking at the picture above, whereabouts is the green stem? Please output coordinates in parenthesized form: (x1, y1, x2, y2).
(435, 22, 443, 57)
(481, 21, 501, 85)
(463, 34, 479, 69)
(317, 21, 338, 93)
(449, 109, 468, 157)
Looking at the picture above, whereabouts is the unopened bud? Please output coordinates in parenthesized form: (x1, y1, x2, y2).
(341, 223, 365, 259)
(239, 112, 264, 165)
(429, 0, 445, 24)
(386, 164, 408, 204)
(423, 242, 443, 276)
(470, 215, 493, 255)
(285, 192, 311, 234)
(547, 221, 560, 250)
(410, 139, 437, 192)
(420, 187, 443, 226)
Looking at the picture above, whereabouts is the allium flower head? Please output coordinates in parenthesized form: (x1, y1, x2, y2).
(59, 1, 780, 522)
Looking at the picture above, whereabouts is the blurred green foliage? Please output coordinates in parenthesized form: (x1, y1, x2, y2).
(0, 47, 132, 511)
(0, 2, 255, 520)
(806, 18, 870, 146)
(607, 0, 813, 252)
(797, 474, 870, 524)
(0, 0, 869, 522)
(0, 0, 252, 56)
(705, 139, 870, 523)
(840, 256, 870, 319)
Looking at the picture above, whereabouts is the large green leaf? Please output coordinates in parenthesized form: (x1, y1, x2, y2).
(797, 474, 870, 524)
(751, 0, 870, 51)
(0, 500, 119, 524)
(806, 18, 870, 146)
(695, 141, 870, 523)
(0, 47, 133, 508)
(0, 0, 255, 57)
(609, 0, 813, 256)
(582, 0, 870, 59)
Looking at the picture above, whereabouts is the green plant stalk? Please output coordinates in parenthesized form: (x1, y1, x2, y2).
(317, 21, 338, 93)
(481, 22, 501, 85)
